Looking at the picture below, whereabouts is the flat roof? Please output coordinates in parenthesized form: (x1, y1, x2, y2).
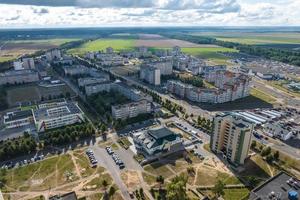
(250, 171, 300, 200)
(148, 127, 176, 140)
(4, 110, 33, 122)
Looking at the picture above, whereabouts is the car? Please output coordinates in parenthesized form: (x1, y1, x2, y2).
(119, 163, 125, 169)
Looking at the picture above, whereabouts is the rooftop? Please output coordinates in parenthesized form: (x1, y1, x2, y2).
(148, 127, 176, 140)
(49, 192, 77, 200)
(4, 110, 33, 122)
(250, 171, 300, 200)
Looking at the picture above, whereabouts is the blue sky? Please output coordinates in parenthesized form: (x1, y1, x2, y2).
(0, 0, 298, 28)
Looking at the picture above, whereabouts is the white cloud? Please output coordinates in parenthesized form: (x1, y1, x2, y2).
(0, 0, 299, 27)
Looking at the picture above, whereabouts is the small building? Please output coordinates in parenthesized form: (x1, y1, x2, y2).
(250, 171, 300, 200)
(49, 191, 78, 200)
(3, 110, 34, 129)
(133, 126, 183, 157)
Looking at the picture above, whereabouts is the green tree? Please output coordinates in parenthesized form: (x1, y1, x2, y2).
(251, 140, 257, 149)
(109, 186, 116, 197)
(212, 180, 225, 198)
(166, 175, 188, 200)
(273, 151, 280, 161)
(261, 146, 271, 157)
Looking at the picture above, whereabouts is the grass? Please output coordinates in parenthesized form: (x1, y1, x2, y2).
(142, 172, 157, 186)
(181, 47, 238, 65)
(84, 173, 113, 190)
(9, 38, 80, 45)
(203, 143, 212, 153)
(67, 39, 135, 55)
(223, 188, 250, 200)
(250, 88, 277, 104)
(3, 154, 77, 192)
(144, 163, 174, 178)
(269, 81, 300, 98)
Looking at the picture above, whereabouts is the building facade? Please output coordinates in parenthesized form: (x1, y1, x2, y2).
(210, 113, 254, 165)
(0, 70, 40, 85)
(111, 100, 151, 120)
(4, 110, 34, 129)
(140, 65, 161, 86)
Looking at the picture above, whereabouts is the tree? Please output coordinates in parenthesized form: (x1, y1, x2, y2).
(212, 180, 225, 198)
(273, 151, 280, 161)
(261, 146, 271, 157)
(102, 179, 108, 188)
(109, 186, 116, 197)
(166, 175, 188, 200)
(266, 154, 274, 163)
(156, 175, 165, 184)
(251, 140, 257, 149)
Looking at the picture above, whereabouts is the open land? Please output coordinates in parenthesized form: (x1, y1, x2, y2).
(0, 38, 79, 62)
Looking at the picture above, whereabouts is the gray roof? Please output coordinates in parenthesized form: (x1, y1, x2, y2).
(250, 171, 300, 200)
(4, 110, 33, 122)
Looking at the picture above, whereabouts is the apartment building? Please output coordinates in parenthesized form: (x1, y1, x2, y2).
(111, 100, 151, 120)
(33, 101, 84, 132)
(78, 77, 108, 87)
(13, 58, 35, 71)
(46, 49, 62, 61)
(140, 65, 161, 86)
(210, 113, 254, 165)
(3, 110, 34, 129)
(0, 69, 39, 85)
(84, 81, 113, 96)
(150, 61, 173, 75)
(63, 65, 89, 76)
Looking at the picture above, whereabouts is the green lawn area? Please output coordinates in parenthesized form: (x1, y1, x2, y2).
(181, 47, 238, 65)
(10, 38, 80, 45)
(0, 56, 15, 62)
(144, 163, 174, 178)
(142, 172, 157, 186)
(250, 88, 277, 104)
(223, 188, 250, 200)
(67, 39, 135, 55)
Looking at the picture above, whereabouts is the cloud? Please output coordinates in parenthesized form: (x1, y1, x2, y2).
(33, 8, 49, 14)
(122, 9, 156, 16)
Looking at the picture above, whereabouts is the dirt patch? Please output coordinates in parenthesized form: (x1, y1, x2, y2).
(121, 170, 141, 191)
(135, 39, 218, 48)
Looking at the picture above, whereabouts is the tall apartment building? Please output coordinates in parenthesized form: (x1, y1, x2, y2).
(13, 58, 35, 71)
(111, 100, 151, 120)
(140, 65, 161, 86)
(33, 101, 84, 132)
(210, 113, 254, 165)
(0, 70, 40, 85)
(150, 61, 173, 75)
(46, 49, 62, 61)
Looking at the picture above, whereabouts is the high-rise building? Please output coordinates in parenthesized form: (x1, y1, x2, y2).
(140, 65, 161, 85)
(210, 113, 254, 165)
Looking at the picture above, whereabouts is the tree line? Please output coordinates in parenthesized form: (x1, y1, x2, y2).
(162, 74, 204, 88)
(0, 86, 8, 111)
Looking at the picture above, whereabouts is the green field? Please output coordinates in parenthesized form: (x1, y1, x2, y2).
(191, 32, 300, 45)
(250, 88, 277, 104)
(181, 47, 238, 65)
(67, 39, 135, 55)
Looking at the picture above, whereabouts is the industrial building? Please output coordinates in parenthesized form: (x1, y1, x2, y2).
(210, 112, 254, 165)
(3, 110, 34, 129)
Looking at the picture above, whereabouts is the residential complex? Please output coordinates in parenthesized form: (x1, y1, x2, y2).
(33, 101, 84, 132)
(112, 100, 151, 120)
(0, 69, 40, 85)
(46, 49, 62, 61)
(132, 126, 183, 157)
(210, 113, 254, 165)
(140, 65, 161, 86)
(13, 57, 35, 71)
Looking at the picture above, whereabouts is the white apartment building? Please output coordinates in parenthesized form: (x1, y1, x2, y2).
(150, 61, 173, 75)
(211, 113, 254, 165)
(46, 49, 62, 61)
(111, 100, 151, 120)
(3, 110, 34, 129)
(63, 65, 90, 76)
(0, 69, 40, 85)
(84, 81, 113, 96)
(140, 65, 161, 86)
(33, 101, 84, 132)
(78, 77, 108, 87)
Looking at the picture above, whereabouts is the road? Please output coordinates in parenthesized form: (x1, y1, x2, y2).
(252, 77, 300, 108)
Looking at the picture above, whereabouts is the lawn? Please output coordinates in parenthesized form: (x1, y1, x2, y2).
(144, 163, 174, 178)
(223, 188, 250, 200)
(67, 39, 135, 55)
(250, 88, 277, 104)
(3, 154, 77, 192)
(181, 47, 238, 65)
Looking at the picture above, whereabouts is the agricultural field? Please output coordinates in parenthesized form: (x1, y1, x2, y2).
(67, 39, 135, 55)
(0, 38, 79, 62)
(191, 32, 300, 45)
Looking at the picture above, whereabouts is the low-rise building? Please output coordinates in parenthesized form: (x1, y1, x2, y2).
(132, 126, 183, 157)
(33, 101, 84, 132)
(78, 77, 109, 87)
(112, 100, 151, 120)
(263, 122, 298, 141)
(250, 171, 300, 200)
(4, 110, 34, 129)
(0, 69, 39, 85)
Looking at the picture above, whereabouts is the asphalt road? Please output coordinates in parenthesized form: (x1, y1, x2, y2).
(90, 146, 132, 200)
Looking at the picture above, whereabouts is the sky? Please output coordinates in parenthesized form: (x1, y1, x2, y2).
(0, 0, 299, 28)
